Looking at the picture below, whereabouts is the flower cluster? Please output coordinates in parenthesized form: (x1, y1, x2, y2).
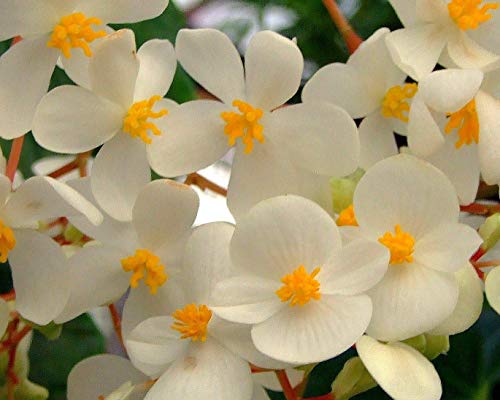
(0, 1, 499, 400)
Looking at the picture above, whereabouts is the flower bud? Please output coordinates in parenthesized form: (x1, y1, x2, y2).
(331, 357, 376, 400)
(331, 169, 364, 213)
(479, 213, 500, 251)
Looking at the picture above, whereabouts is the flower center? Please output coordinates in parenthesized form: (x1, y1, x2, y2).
(171, 304, 212, 342)
(378, 224, 415, 265)
(221, 100, 265, 154)
(276, 265, 321, 306)
(445, 99, 479, 148)
(121, 249, 168, 294)
(0, 220, 16, 263)
(448, 0, 498, 30)
(381, 84, 418, 122)
(123, 96, 168, 144)
(47, 12, 107, 58)
(336, 204, 358, 227)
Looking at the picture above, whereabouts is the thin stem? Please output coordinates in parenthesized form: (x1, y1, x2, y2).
(5, 136, 25, 183)
(78, 151, 91, 177)
(185, 173, 227, 197)
(47, 159, 79, 179)
(250, 364, 274, 373)
(460, 202, 500, 216)
(473, 260, 500, 268)
(275, 370, 298, 400)
(108, 304, 126, 352)
(322, 0, 362, 54)
(471, 246, 487, 263)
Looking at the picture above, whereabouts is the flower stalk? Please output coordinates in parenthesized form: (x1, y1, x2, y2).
(321, 0, 362, 54)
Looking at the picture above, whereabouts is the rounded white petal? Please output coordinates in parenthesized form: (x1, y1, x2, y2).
(0, 35, 58, 139)
(92, 135, 150, 222)
(366, 263, 459, 341)
(357, 335, 442, 400)
(0, 0, 57, 40)
(476, 91, 500, 184)
(354, 154, 459, 239)
(388, 0, 418, 26)
(134, 39, 177, 101)
(176, 29, 245, 104)
(148, 100, 230, 177)
(486, 266, 500, 314)
(32, 85, 123, 153)
(251, 294, 372, 364)
(245, 31, 303, 111)
(9, 230, 70, 325)
(79, 0, 169, 24)
(269, 103, 359, 176)
(0, 299, 9, 338)
(447, 31, 499, 71)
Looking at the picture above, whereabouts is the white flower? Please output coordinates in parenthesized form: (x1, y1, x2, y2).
(349, 154, 482, 341)
(387, 0, 500, 80)
(0, 298, 9, 338)
(356, 335, 442, 400)
(148, 28, 359, 219)
(0, 0, 170, 139)
(210, 195, 389, 364)
(302, 28, 408, 169)
(485, 266, 500, 313)
(32, 29, 177, 221)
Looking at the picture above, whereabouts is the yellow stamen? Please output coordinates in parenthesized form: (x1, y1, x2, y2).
(0, 220, 16, 263)
(221, 100, 265, 154)
(448, 0, 498, 30)
(445, 99, 479, 148)
(121, 249, 168, 294)
(378, 225, 415, 265)
(171, 304, 212, 342)
(47, 12, 107, 58)
(381, 83, 418, 122)
(123, 96, 168, 144)
(276, 265, 321, 306)
(336, 204, 358, 227)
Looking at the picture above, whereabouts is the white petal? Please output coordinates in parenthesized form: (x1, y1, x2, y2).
(245, 31, 303, 111)
(269, 103, 359, 176)
(132, 179, 198, 251)
(420, 69, 483, 113)
(68, 354, 147, 400)
(476, 91, 500, 184)
(9, 230, 70, 325)
(92, 135, 150, 222)
(413, 223, 482, 273)
(148, 100, 230, 177)
(32, 85, 123, 153)
(0, 299, 9, 338)
(429, 264, 484, 335)
(134, 39, 176, 101)
(366, 263, 459, 341)
(486, 266, 500, 314)
(144, 340, 253, 400)
(230, 195, 341, 280)
(0, 1, 56, 40)
(386, 25, 447, 81)
(79, 0, 169, 24)
(447, 31, 499, 70)
(176, 29, 245, 104)
(89, 29, 139, 109)
(251, 294, 372, 364)
(387, 0, 418, 26)
(353, 154, 459, 239)
(356, 335, 442, 400)
(0, 35, 58, 139)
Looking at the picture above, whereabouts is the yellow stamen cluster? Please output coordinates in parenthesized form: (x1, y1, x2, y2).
(336, 204, 358, 227)
(381, 83, 418, 122)
(221, 100, 264, 154)
(378, 224, 415, 265)
(171, 304, 213, 342)
(121, 249, 168, 294)
(123, 96, 168, 144)
(445, 99, 479, 148)
(47, 12, 106, 58)
(448, 0, 499, 30)
(276, 265, 321, 306)
(0, 220, 16, 263)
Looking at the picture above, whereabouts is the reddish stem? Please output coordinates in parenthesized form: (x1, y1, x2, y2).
(108, 304, 126, 352)
(322, 0, 363, 54)
(5, 136, 25, 183)
(275, 370, 298, 400)
(185, 173, 227, 197)
(250, 364, 274, 373)
(47, 159, 79, 179)
(470, 247, 486, 263)
(473, 260, 500, 268)
(0, 289, 16, 302)
(78, 151, 91, 177)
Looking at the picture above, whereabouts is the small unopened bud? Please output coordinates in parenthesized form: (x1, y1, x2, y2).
(402, 334, 426, 353)
(331, 169, 364, 213)
(63, 224, 84, 244)
(423, 334, 449, 360)
(479, 213, 500, 251)
(331, 357, 377, 400)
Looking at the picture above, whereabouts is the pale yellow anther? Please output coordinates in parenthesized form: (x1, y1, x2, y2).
(378, 224, 415, 265)
(221, 100, 265, 154)
(0, 219, 16, 263)
(336, 204, 358, 227)
(121, 249, 168, 294)
(448, 0, 499, 30)
(381, 84, 418, 122)
(276, 265, 321, 306)
(123, 96, 168, 144)
(47, 12, 107, 58)
(445, 99, 479, 148)
(171, 304, 212, 342)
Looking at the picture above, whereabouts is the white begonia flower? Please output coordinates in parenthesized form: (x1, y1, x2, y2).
(485, 266, 500, 313)
(32, 29, 177, 222)
(349, 154, 482, 342)
(209, 195, 390, 364)
(0, 0, 170, 139)
(302, 28, 409, 169)
(0, 298, 9, 338)
(387, 0, 500, 81)
(356, 335, 442, 400)
(148, 28, 360, 219)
